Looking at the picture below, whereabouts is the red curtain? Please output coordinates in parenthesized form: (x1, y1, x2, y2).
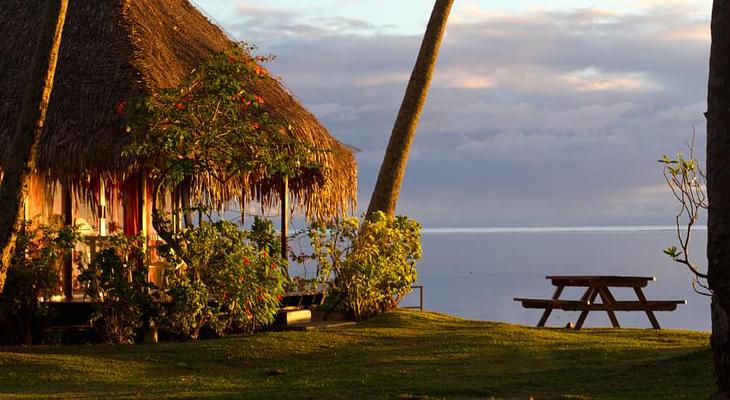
(122, 175, 140, 235)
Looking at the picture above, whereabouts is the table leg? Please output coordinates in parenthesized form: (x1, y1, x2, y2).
(574, 287, 599, 330)
(537, 285, 564, 327)
(597, 286, 621, 328)
(634, 287, 661, 329)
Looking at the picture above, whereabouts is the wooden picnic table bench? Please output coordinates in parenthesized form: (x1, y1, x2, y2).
(514, 275, 686, 330)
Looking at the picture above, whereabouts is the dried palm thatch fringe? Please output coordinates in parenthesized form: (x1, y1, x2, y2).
(0, 0, 357, 220)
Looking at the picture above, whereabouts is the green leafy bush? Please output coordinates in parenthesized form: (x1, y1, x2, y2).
(77, 234, 155, 344)
(0, 217, 78, 345)
(307, 212, 422, 320)
(160, 220, 287, 338)
(161, 276, 213, 340)
(248, 216, 281, 256)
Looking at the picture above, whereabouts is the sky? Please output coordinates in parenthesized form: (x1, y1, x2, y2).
(192, 0, 711, 228)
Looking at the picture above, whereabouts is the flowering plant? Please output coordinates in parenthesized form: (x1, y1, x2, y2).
(159, 221, 287, 338)
(123, 44, 323, 191)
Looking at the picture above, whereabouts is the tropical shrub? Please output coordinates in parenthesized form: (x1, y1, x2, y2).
(0, 217, 78, 345)
(159, 220, 287, 338)
(161, 275, 214, 340)
(248, 216, 281, 256)
(307, 212, 422, 320)
(77, 234, 155, 344)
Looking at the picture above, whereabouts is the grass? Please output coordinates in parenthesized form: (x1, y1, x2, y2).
(0, 310, 713, 399)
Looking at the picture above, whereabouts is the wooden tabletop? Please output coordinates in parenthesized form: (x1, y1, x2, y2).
(546, 275, 656, 287)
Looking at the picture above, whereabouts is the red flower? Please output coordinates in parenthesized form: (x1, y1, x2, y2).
(254, 65, 267, 76)
(243, 256, 250, 266)
(250, 122, 260, 130)
(255, 55, 267, 62)
(270, 263, 277, 270)
(115, 100, 127, 115)
(276, 294, 283, 301)
(253, 94, 265, 105)
(262, 250, 268, 257)
(174, 103, 186, 110)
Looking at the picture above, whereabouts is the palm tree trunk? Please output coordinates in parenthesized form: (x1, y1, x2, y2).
(0, 0, 68, 293)
(707, 1, 730, 398)
(366, 0, 454, 217)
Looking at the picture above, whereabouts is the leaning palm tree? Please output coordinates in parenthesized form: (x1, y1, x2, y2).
(0, 0, 68, 292)
(366, 0, 454, 217)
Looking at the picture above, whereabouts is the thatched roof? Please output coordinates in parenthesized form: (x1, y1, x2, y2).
(0, 0, 357, 219)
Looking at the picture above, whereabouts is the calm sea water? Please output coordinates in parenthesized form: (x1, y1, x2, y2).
(399, 227, 711, 331)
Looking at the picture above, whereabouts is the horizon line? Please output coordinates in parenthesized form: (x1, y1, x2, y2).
(421, 225, 708, 234)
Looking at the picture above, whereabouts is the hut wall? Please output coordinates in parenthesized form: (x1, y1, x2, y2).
(26, 174, 57, 222)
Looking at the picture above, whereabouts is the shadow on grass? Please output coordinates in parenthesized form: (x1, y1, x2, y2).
(0, 310, 713, 400)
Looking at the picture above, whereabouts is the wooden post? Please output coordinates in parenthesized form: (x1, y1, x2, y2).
(61, 181, 73, 301)
(240, 194, 246, 227)
(171, 186, 179, 233)
(180, 177, 194, 228)
(280, 177, 288, 262)
(98, 178, 107, 236)
(22, 195, 29, 222)
(139, 173, 147, 240)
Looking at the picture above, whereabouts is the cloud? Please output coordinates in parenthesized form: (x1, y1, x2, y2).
(235, 1, 287, 17)
(355, 72, 411, 87)
(226, 0, 386, 41)
(559, 68, 658, 92)
(211, 3, 709, 227)
(436, 69, 497, 89)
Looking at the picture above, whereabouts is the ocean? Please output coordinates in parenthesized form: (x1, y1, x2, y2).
(398, 227, 711, 331)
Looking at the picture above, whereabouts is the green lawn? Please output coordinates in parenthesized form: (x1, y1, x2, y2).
(0, 310, 713, 399)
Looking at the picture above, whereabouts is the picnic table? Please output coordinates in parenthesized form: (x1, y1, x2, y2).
(514, 275, 686, 330)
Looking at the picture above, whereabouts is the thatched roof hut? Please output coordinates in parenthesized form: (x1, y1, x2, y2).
(0, 0, 357, 220)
